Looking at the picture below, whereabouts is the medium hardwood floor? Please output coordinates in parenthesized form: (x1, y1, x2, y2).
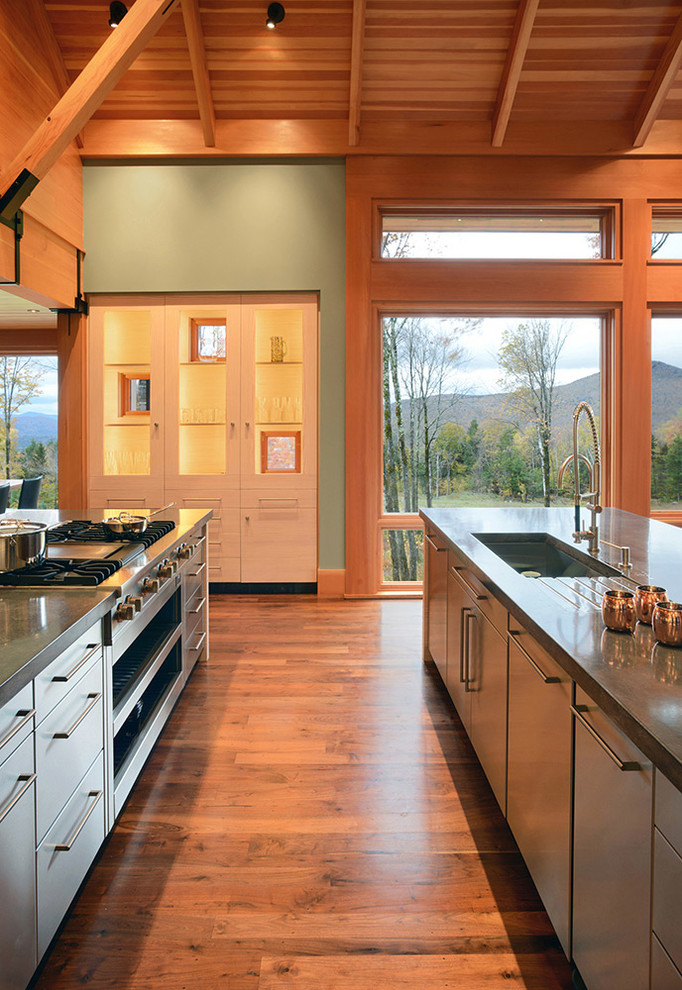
(32, 595, 573, 990)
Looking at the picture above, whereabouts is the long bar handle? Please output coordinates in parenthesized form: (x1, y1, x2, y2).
(0, 707, 35, 749)
(189, 563, 206, 577)
(463, 609, 476, 691)
(509, 631, 561, 684)
(0, 773, 36, 825)
(425, 535, 447, 552)
(257, 497, 299, 503)
(54, 791, 102, 851)
(187, 597, 206, 615)
(451, 566, 487, 601)
(52, 643, 100, 682)
(190, 632, 207, 653)
(53, 693, 101, 739)
(571, 704, 642, 771)
(460, 607, 472, 684)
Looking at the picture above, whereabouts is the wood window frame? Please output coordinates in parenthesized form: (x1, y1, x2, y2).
(190, 317, 226, 363)
(649, 305, 682, 527)
(118, 372, 151, 415)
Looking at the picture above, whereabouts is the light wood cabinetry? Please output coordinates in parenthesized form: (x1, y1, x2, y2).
(0, 685, 36, 990)
(446, 559, 507, 813)
(652, 772, 682, 989)
(88, 294, 318, 584)
(507, 628, 572, 956)
(572, 686, 652, 990)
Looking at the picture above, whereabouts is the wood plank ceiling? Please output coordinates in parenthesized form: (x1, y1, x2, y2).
(37, 0, 682, 157)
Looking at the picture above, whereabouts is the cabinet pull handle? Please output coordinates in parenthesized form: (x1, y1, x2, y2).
(0, 708, 35, 749)
(452, 566, 487, 601)
(53, 692, 101, 739)
(464, 610, 476, 692)
(187, 596, 206, 615)
(509, 631, 561, 683)
(190, 632, 207, 653)
(257, 497, 299, 503)
(426, 535, 447, 552)
(0, 772, 36, 825)
(189, 563, 206, 577)
(54, 791, 103, 851)
(52, 643, 100, 682)
(571, 704, 642, 771)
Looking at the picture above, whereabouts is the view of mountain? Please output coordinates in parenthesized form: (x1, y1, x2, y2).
(13, 412, 58, 449)
(395, 361, 682, 437)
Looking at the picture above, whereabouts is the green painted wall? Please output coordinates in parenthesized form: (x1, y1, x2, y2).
(83, 161, 346, 569)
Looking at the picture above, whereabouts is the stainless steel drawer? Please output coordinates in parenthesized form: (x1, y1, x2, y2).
(0, 682, 34, 763)
(35, 660, 104, 843)
(654, 827, 682, 976)
(653, 934, 682, 990)
(0, 733, 37, 990)
(36, 755, 104, 958)
(656, 771, 682, 855)
(35, 626, 103, 724)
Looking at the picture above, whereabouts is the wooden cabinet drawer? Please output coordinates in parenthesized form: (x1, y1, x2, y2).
(0, 733, 36, 990)
(656, 771, 682, 854)
(35, 661, 104, 843)
(449, 561, 506, 637)
(35, 627, 102, 723)
(653, 828, 682, 976)
(0, 682, 34, 762)
(653, 935, 682, 990)
(37, 756, 105, 958)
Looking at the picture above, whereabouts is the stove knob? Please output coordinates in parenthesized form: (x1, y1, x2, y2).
(127, 595, 143, 613)
(158, 561, 174, 581)
(178, 544, 192, 560)
(115, 602, 136, 622)
(142, 577, 160, 594)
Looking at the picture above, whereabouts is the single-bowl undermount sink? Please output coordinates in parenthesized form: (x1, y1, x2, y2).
(472, 532, 620, 580)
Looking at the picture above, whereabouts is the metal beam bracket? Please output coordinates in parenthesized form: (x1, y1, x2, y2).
(0, 208, 24, 287)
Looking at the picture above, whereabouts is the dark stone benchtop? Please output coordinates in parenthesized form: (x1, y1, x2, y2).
(421, 506, 682, 792)
(0, 589, 116, 707)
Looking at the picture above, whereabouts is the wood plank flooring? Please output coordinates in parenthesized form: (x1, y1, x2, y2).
(32, 595, 574, 990)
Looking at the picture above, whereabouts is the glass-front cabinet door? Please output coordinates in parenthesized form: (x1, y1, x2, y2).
(88, 297, 165, 508)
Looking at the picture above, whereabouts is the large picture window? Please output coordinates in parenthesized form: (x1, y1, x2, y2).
(651, 315, 682, 510)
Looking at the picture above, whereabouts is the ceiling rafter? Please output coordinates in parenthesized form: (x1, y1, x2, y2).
(29, 0, 83, 149)
(633, 9, 682, 148)
(180, 0, 216, 148)
(348, 0, 367, 147)
(491, 0, 540, 148)
(0, 0, 180, 220)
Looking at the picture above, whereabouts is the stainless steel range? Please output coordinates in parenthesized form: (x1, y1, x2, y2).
(1, 508, 210, 821)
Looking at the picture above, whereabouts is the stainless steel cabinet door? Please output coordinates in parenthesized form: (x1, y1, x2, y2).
(507, 631, 572, 955)
(0, 734, 36, 990)
(572, 687, 652, 990)
(467, 606, 508, 815)
(425, 534, 448, 682)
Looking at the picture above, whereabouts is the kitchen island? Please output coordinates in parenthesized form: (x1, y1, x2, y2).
(422, 505, 682, 990)
(0, 507, 210, 990)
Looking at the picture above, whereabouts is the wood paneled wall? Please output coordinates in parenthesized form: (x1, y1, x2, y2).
(0, 2, 83, 310)
(345, 156, 682, 596)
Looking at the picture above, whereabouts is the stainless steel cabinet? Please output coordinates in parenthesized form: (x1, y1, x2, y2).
(653, 772, 682, 988)
(507, 628, 572, 955)
(0, 732, 36, 990)
(572, 686, 652, 990)
(445, 564, 470, 720)
(424, 533, 448, 682)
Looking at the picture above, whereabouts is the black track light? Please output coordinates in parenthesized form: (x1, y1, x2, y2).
(109, 1, 128, 28)
(266, 2, 285, 29)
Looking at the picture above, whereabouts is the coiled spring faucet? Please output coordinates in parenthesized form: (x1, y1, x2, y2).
(567, 401, 601, 556)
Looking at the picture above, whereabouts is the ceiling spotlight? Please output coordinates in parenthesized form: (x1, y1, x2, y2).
(266, 2, 285, 29)
(109, 1, 128, 28)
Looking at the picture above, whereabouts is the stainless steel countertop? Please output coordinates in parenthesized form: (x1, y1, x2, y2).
(0, 507, 212, 707)
(421, 506, 682, 791)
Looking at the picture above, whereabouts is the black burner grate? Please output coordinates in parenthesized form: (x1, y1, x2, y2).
(47, 519, 175, 550)
(0, 557, 123, 587)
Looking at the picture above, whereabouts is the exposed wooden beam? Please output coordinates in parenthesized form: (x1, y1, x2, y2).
(348, 0, 367, 147)
(27, 0, 84, 148)
(491, 0, 540, 148)
(0, 0, 180, 220)
(633, 9, 682, 148)
(180, 0, 216, 148)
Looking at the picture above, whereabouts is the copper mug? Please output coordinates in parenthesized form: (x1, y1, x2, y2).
(270, 336, 288, 363)
(652, 601, 682, 647)
(634, 585, 668, 625)
(601, 590, 636, 633)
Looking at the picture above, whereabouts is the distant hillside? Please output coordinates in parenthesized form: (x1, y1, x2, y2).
(393, 362, 682, 437)
(13, 412, 58, 449)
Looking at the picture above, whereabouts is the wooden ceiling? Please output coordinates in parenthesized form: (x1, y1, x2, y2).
(31, 0, 682, 158)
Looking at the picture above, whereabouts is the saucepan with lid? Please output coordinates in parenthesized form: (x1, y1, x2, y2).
(0, 519, 49, 571)
(102, 503, 175, 536)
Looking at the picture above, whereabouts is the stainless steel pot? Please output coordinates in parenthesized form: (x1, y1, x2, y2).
(102, 503, 175, 537)
(0, 520, 48, 571)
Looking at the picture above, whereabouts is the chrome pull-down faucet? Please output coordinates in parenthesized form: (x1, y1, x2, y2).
(559, 401, 602, 556)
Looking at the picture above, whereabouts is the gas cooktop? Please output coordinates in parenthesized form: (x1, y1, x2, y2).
(0, 519, 176, 587)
